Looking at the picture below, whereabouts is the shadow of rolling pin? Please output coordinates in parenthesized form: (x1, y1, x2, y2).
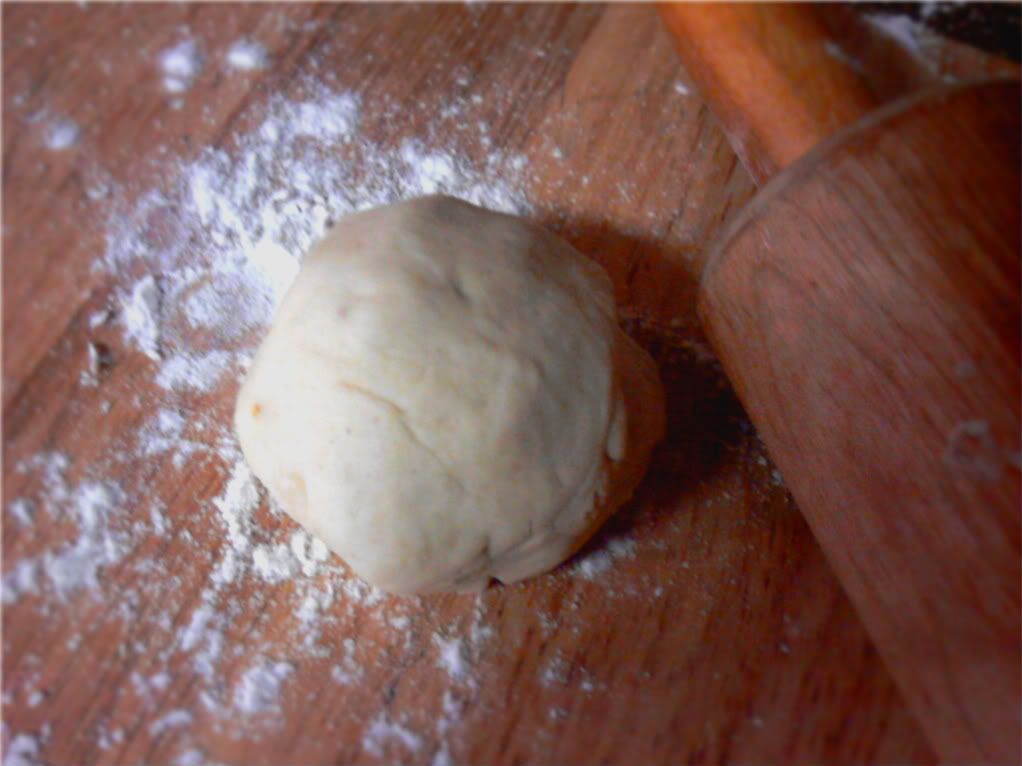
(660, 4, 1020, 763)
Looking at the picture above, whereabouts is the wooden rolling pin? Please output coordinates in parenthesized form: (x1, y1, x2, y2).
(659, 5, 1020, 763)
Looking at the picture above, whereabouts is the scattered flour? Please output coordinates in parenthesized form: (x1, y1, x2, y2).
(174, 748, 206, 766)
(541, 652, 569, 687)
(141, 408, 200, 461)
(572, 537, 637, 580)
(3, 733, 41, 766)
(7, 498, 34, 526)
(3, 463, 129, 603)
(180, 603, 217, 653)
(154, 350, 232, 392)
(434, 636, 469, 683)
(233, 660, 294, 715)
(432, 744, 455, 766)
(363, 714, 422, 758)
(159, 38, 203, 93)
(226, 39, 269, 71)
(44, 117, 79, 150)
(120, 275, 163, 361)
(150, 710, 192, 736)
(432, 690, 467, 766)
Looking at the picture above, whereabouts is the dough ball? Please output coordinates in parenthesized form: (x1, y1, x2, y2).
(235, 196, 664, 594)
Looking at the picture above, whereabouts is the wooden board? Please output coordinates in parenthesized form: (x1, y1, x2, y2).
(2, 5, 937, 765)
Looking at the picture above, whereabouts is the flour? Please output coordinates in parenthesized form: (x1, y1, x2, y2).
(120, 275, 163, 361)
(174, 748, 205, 766)
(233, 660, 294, 715)
(541, 652, 569, 687)
(154, 350, 233, 392)
(159, 38, 203, 93)
(3, 733, 41, 766)
(134, 671, 171, 695)
(2, 464, 130, 603)
(363, 714, 422, 757)
(8, 498, 34, 526)
(226, 40, 269, 71)
(251, 542, 300, 583)
(572, 536, 637, 580)
(431, 690, 468, 766)
(141, 409, 199, 460)
(434, 636, 470, 683)
(432, 744, 455, 766)
(150, 710, 193, 736)
(180, 603, 216, 653)
(44, 117, 79, 150)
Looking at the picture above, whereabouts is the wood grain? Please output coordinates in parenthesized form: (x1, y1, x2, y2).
(1, 4, 939, 765)
(700, 81, 1021, 763)
(659, 3, 876, 185)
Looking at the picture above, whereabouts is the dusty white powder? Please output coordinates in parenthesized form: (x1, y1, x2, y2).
(363, 714, 422, 757)
(141, 408, 200, 460)
(295, 583, 334, 647)
(432, 745, 454, 766)
(234, 660, 294, 715)
(2, 462, 129, 603)
(541, 652, 569, 687)
(174, 748, 205, 766)
(180, 603, 216, 653)
(133, 671, 172, 697)
(44, 117, 79, 150)
(251, 542, 299, 583)
(120, 275, 163, 360)
(150, 710, 193, 735)
(187, 602, 225, 679)
(8, 498, 34, 525)
(159, 38, 203, 93)
(434, 635, 469, 682)
(3, 732, 41, 766)
(330, 666, 352, 684)
(154, 350, 233, 392)
(431, 690, 467, 766)
(289, 529, 330, 576)
(226, 39, 269, 71)
(572, 537, 637, 580)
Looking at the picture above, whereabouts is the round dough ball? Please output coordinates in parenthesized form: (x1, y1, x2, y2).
(235, 196, 664, 594)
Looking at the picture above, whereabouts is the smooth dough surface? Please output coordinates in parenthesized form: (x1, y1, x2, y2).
(235, 196, 664, 593)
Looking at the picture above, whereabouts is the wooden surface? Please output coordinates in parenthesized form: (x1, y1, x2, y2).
(701, 81, 1021, 763)
(662, 5, 1021, 759)
(659, 4, 876, 184)
(0, 4, 964, 764)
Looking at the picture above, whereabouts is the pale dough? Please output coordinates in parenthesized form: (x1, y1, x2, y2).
(235, 196, 664, 594)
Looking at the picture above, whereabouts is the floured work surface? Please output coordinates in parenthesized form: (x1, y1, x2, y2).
(3, 5, 937, 765)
